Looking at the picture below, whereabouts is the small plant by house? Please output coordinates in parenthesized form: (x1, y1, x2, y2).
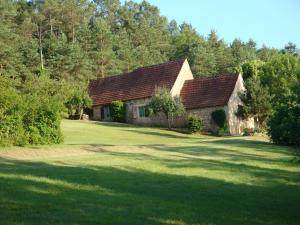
(188, 115, 203, 133)
(109, 100, 126, 122)
(243, 127, 255, 136)
(211, 109, 228, 136)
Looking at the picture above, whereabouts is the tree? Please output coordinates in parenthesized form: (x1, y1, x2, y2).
(283, 42, 298, 56)
(260, 54, 300, 106)
(169, 23, 208, 75)
(237, 77, 272, 128)
(238, 60, 264, 80)
(268, 102, 300, 146)
(89, 18, 118, 77)
(0, 0, 23, 78)
(65, 83, 92, 120)
(207, 30, 234, 74)
(230, 38, 256, 67)
(147, 87, 185, 129)
(267, 68, 300, 146)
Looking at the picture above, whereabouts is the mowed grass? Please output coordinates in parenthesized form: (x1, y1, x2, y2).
(0, 120, 300, 225)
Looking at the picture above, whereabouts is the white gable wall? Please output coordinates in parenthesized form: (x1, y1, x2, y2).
(170, 59, 194, 97)
(227, 74, 254, 134)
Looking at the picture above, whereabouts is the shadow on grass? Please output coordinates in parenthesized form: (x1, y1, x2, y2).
(1, 154, 299, 225)
(80, 143, 300, 184)
(206, 138, 300, 155)
(91, 121, 199, 140)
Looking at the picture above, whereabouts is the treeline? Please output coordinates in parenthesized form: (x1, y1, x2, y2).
(0, 0, 299, 146)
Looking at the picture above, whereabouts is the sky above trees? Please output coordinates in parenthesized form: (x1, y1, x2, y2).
(128, 0, 300, 49)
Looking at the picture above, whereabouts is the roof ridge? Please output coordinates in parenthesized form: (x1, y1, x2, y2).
(193, 73, 239, 80)
(90, 59, 186, 82)
(133, 58, 185, 72)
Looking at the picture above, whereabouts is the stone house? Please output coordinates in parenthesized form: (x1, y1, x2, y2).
(88, 59, 254, 135)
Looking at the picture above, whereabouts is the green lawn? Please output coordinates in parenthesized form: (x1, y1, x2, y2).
(0, 120, 300, 225)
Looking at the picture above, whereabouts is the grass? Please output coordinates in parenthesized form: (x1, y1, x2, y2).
(0, 120, 300, 225)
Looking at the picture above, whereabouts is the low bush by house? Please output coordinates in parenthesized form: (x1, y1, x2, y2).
(211, 109, 228, 136)
(110, 100, 126, 122)
(187, 115, 203, 133)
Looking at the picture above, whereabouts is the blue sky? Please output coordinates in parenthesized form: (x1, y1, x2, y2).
(124, 0, 300, 49)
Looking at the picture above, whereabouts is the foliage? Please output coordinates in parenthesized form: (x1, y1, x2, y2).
(109, 100, 126, 123)
(148, 87, 185, 129)
(0, 77, 27, 146)
(187, 115, 203, 133)
(211, 109, 228, 136)
(65, 83, 92, 120)
(211, 109, 227, 128)
(243, 128, 255, 136)
(260, 54, 300, 105)
(268, 101, 300, 146)
(236, 77, 272, 128)
(267, 69, 300, 146)
(0, 75, 64, 146)
(216, 127, 228, 136)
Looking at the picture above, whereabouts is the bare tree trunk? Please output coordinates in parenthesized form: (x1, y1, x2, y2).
(38, 24, 44, 70)
(79, 107, 83, 120)
(50, 14, 53, 35)
(167, 114, 171, 130)
(71, 7, 75, 43)
(100, 34, 105, 78)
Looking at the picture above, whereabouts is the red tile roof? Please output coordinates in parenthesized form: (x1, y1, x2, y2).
(180, 74, 239, 109)
(89, 59, 185, 106)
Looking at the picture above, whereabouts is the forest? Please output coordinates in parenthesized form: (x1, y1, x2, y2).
(0, 0, 299, 146)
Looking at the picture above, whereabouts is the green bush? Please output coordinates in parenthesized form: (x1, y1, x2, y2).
(0, 75, 64, 146)
(211, 109, 228, 136)
(268, 105, 300, 146)
(109, 100, 126, 122)
(188, 115, 203, 133)
(211, 109, 227, 128)
(243, 128, 254, 136)
(217, 127, 226, 136)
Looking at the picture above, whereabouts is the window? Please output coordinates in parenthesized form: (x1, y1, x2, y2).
(138, 106, 149, 118)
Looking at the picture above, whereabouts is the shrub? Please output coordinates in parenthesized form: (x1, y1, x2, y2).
(0, 75, 65, 146)
(268, 105, 300, 146)
(110, 100, 126, 122)
(0, 77, 27, 146)
(211, 109, 227, 128)
(243, 128, 254, 136)
(217, 127, 227, 136)
(211, 109, 228, 136)
(188, 115, 203, 133)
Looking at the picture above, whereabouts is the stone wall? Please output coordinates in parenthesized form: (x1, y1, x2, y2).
(187, 106, 228, 132)
(227, 74, 254, 135)
(125, 98, 171, 126)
